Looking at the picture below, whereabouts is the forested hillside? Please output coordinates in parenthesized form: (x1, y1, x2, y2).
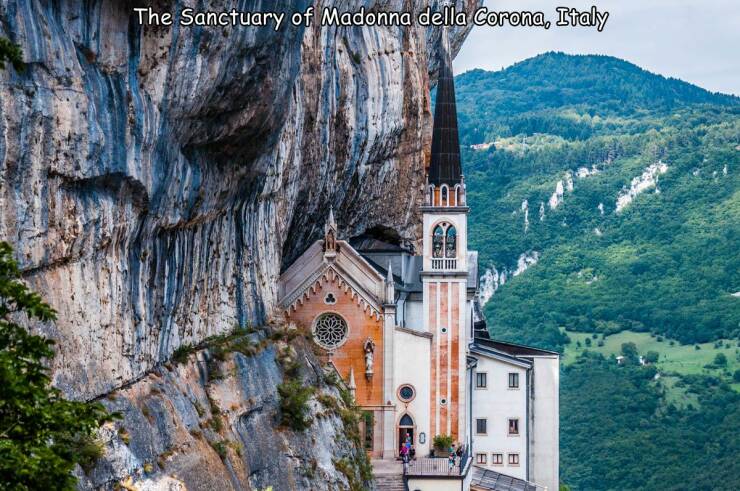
(454, 53, 740, 490)
(457, 52, 740, 348)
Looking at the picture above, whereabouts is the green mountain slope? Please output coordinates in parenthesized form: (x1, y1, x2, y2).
(454, 53, 740, 490)
(456, 52, 740, 142)
(457, 53, 740, 349)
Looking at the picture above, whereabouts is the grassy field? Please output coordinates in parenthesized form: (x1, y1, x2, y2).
(659, 375, 701, 409)
(562, 330, 740, 392)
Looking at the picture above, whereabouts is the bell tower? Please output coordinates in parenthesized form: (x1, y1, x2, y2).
(422, 19, 469, 444)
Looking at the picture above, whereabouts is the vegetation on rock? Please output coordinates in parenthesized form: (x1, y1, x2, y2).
(0, 37, 23, 71)
(277, 380, 315, 431)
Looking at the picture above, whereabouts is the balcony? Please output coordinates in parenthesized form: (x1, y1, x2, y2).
(431, 258, 457, 270)
(403, 447, 470, 478)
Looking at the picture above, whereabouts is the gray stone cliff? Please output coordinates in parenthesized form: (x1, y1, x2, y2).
(0, 0, 477, 400)
(77, 328, 373, 490)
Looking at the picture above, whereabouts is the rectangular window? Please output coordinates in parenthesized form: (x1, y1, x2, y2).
(508, 453, 520, 465)
(362, 411, 374, 450)
(508, 418, 519, 435)
(491, 453, 503, 465)
(476, 453, 487, 465)
(476, 372, 487, 389)
(508, 372, 519, 389)
(476, 418, 488, 435)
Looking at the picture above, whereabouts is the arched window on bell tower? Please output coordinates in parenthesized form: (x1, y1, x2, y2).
(433, 225, 445, 258)
(430, 222, 458, 269)
(445, 226, 457, 258)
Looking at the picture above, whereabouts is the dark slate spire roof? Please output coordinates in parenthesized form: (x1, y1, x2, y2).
(429, 24, 462, 186)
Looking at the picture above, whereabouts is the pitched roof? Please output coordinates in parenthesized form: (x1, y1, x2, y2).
(361, 256, 404, 285)
(429, 26, 462, 186)
(474, 336, 560, 357)
(471, 466, 542, 491)
(350, 236, 408, 253)
(278, 240, 386, 318)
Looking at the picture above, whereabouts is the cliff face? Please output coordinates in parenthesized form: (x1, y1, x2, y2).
(0, 0, 478, 399)
(76, 328, 373, 491)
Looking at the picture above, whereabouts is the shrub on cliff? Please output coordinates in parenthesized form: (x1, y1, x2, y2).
(0, 37, 23, 71)
(0, 242, 116, 489)
(277, 380, 314, 431)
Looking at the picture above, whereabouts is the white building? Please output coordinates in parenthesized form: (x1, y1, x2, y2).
(470, 335, 559, 489)
(278, 23, 559, 491)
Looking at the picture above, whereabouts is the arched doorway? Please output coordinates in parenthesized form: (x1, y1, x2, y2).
(398, 413, 415, 455)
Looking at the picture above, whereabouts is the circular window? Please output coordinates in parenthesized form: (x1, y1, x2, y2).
(441, 327, 448, 334)
(398, 384, 416, 402)
(440, 397, 447, 406)
(312, 313, 349, 350)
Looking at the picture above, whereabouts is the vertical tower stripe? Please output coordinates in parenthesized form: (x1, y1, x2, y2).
(429, 282, 437, 437)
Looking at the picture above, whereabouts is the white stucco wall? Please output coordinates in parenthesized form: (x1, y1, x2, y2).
(470, 357, 529, 480)
(393, 329, 432, 456)
(405, 298, 424, 330)
(531, 356, 559, 491)
(406, 477, 466, 491)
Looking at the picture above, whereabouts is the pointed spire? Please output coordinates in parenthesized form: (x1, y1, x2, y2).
(348, 368, 357, 400)
(326, 207, 337, 233)
(324, 206, 338, 257)
(429, 8, 462, 186)
(385, 261, 396, 304)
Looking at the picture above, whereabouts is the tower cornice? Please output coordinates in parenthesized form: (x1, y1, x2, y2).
(419, 271, 469, 279)
(420, 206, 469, 213)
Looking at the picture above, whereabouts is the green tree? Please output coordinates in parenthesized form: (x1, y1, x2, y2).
(621, 342, 639, 362)
(0, 38, 23, 71)
(0, 242, 116, 489)
(713, 352, 728, 367)
(644, 351, 660, 364)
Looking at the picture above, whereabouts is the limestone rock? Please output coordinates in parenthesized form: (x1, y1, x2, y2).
(0, 0, 478, 400)
(77, 337, 370, 490)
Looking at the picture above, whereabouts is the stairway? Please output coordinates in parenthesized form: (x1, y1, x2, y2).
(371, 459, 406, 491)
(375, 474, 406, 491)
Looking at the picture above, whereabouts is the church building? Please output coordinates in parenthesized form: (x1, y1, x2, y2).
(278, 24, 559, 491)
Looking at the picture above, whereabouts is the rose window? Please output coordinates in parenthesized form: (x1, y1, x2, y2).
(312, 313, 349, 350)
(398, 384, 416, 402)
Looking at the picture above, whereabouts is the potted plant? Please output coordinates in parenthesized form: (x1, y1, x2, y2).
(432, 434, 454, 457)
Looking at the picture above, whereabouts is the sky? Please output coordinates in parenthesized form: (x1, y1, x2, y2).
(454, 0, 740, 96)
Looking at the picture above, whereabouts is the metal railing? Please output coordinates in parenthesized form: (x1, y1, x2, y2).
(431, 258, 457, 270)
(403, 446, 470, 477)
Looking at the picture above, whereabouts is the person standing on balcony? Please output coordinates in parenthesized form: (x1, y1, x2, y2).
(400, 443, 410, 473)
